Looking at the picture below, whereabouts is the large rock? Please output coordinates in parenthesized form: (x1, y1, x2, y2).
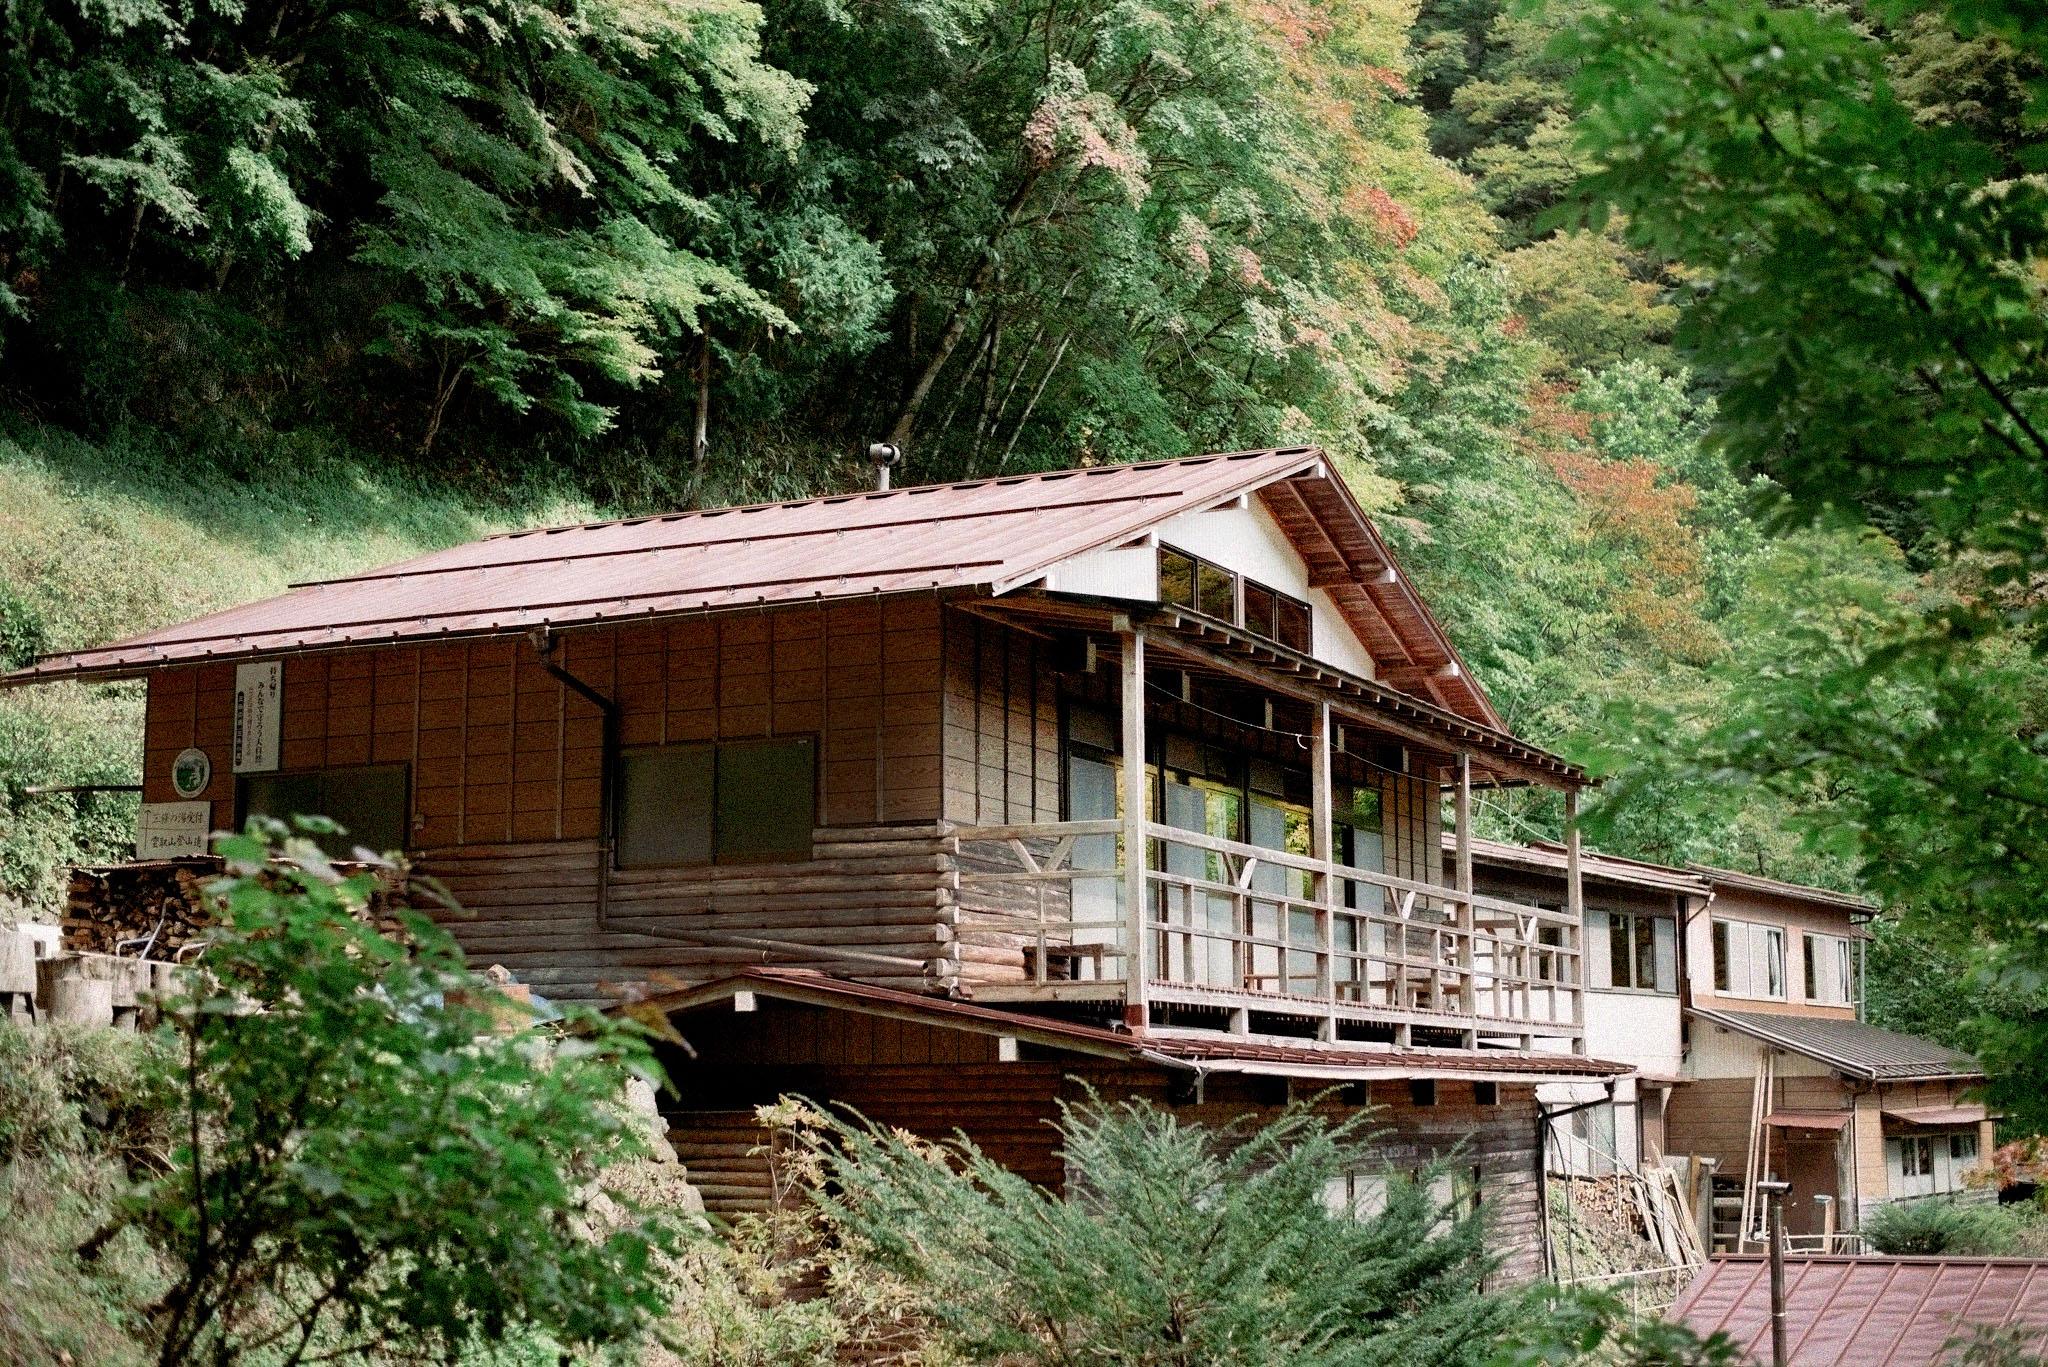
(623, 1074, 680, 1164)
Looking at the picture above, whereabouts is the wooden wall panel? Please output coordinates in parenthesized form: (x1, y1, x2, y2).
(941, 609, 1060, 825)
(138, 600, 954, 847)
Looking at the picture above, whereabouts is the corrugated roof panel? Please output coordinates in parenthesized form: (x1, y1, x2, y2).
(6, 449, 1318, 683)
(1691, 1008, 1982, 1081)
(1673, 1257, 2048, 1365)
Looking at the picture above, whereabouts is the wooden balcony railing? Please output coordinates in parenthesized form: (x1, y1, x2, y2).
(953, 820, 1583, 1045)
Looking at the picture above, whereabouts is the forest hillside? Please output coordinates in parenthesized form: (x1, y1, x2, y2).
(0, 0, 1994, 1030)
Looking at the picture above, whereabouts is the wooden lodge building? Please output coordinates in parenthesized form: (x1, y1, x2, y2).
(7, 448, 1627, 1282)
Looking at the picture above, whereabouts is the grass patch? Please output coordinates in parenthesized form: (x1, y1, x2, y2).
(0, 420, 597, 913)
(0, 1023, 177, 1367)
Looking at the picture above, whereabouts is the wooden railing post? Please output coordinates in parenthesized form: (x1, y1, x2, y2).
(1120, 626, 1149, 1028)
(1311, 700, 1335, 1032)
(1565, 785, 1586, 1050)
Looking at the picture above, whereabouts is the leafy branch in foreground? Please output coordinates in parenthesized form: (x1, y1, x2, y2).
(115, 818, 679, 1366)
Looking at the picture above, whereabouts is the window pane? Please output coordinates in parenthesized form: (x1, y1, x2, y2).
(616, 745, 714, 868)
(241, 771, 322, 829)
(241, 765, 407, 858)
(322, 764, 409, 855)
(1653, 917, 1678, 993)
(1584, 909, 1610, 989)
(1607, 912, 1631, 989)
(1713, 921, 1731, 992)
(1765, 929, 1786, 997)
(1804, 934, 1819, 1000)
(1635, 915, 1656, 991)
(715, 737, 816, 861)
(1242, 581, 1278, 638)
(1196, 562, 1236, 619)
(1160, 549, 1196, 608)
(1276, 597, 1312, 653)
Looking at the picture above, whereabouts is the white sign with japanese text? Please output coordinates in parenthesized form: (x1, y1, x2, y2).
(232, 661, 282, 773)
(136, 801, 211, 859)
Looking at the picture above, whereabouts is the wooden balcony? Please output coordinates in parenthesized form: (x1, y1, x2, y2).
(954, 819, 1584, 1049)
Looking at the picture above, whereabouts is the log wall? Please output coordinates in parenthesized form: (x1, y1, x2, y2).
(415, 826, 964, 1002)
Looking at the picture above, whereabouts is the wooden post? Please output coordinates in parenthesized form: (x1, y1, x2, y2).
(1455, 752, 1474, 995)
(1310, 700, 1335, 1032)
(1121, 626, 1149, 1027)
(1565, 785, 1586, 1049)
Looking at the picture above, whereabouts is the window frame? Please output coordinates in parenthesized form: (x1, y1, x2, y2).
(1801, 930, 1855, 1006)
(1710, 916, 1791, 1002)
(612, 734, 818, 870)
(1156, 544, 1313, 654)
(236, 762, 412, 858)
(1601, 909, 1678, 994)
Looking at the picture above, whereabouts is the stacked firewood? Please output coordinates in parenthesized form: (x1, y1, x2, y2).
(63, 859, 221, 956)
(63, 858, 412, 957)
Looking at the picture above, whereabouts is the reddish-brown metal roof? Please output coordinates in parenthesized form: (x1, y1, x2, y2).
(6, 450, 1307, 682)
(1764, 1110, 1852, 1131)
(627, 967, 1628, 1081)
(1671, 1255, 2048, 1365)
(0, 447, 1514, 736)
(1884, 1104, 1990, 1128)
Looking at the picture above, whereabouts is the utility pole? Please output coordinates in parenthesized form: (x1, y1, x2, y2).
(1756, 1178, 1791, 1367)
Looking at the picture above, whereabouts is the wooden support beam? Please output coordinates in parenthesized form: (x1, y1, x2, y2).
(1455, 751, 1474, 981)
(1311, 699, 1336, 1016)
(1565, 786, 1586, 1050)
(1381, 661, 1462, 692)
(1307, 564, 1398, 589)
(1121, 626, 1150, 1027)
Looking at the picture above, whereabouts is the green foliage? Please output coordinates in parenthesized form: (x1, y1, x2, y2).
(0, 1025, 173, 1367)
(801, 1093, 1511, 1366)
(1556, 0, 2048, 565)
(0, 1022, 175, 1172)
(126, 819, 679, 1364)
(1864, 1197, 2020, 1256)
(1491, 1286, 1746, 1365)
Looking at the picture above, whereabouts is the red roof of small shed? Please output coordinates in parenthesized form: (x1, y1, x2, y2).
(1671, 1255, 2048, 1365)
(629, 967, 1629, 1082)
(1, 448, 1504, 728)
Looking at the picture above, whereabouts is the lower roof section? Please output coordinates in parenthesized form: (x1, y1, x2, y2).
(1690, 1006, 1983, 1083)
(1672, 1255, 2048, 1365)
(626, 967, 1627, 1084)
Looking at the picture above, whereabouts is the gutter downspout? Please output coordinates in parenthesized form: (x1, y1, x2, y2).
(530, 628, 616, 927)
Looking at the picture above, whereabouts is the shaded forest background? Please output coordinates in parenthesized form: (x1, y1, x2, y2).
(0, 0, 2024, 1040)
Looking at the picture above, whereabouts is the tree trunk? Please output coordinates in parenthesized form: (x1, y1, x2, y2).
(687, 329, 712, 506)
(1000, 334, 1070, 469)
(883, 171, 1042, 453)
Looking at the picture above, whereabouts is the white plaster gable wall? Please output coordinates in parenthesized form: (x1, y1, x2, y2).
(1584, 991, 1683, 1079)
(1034, 499, 1380, 678)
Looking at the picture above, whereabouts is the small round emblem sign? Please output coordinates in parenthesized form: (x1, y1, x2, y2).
(171, 748, 212, 799)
